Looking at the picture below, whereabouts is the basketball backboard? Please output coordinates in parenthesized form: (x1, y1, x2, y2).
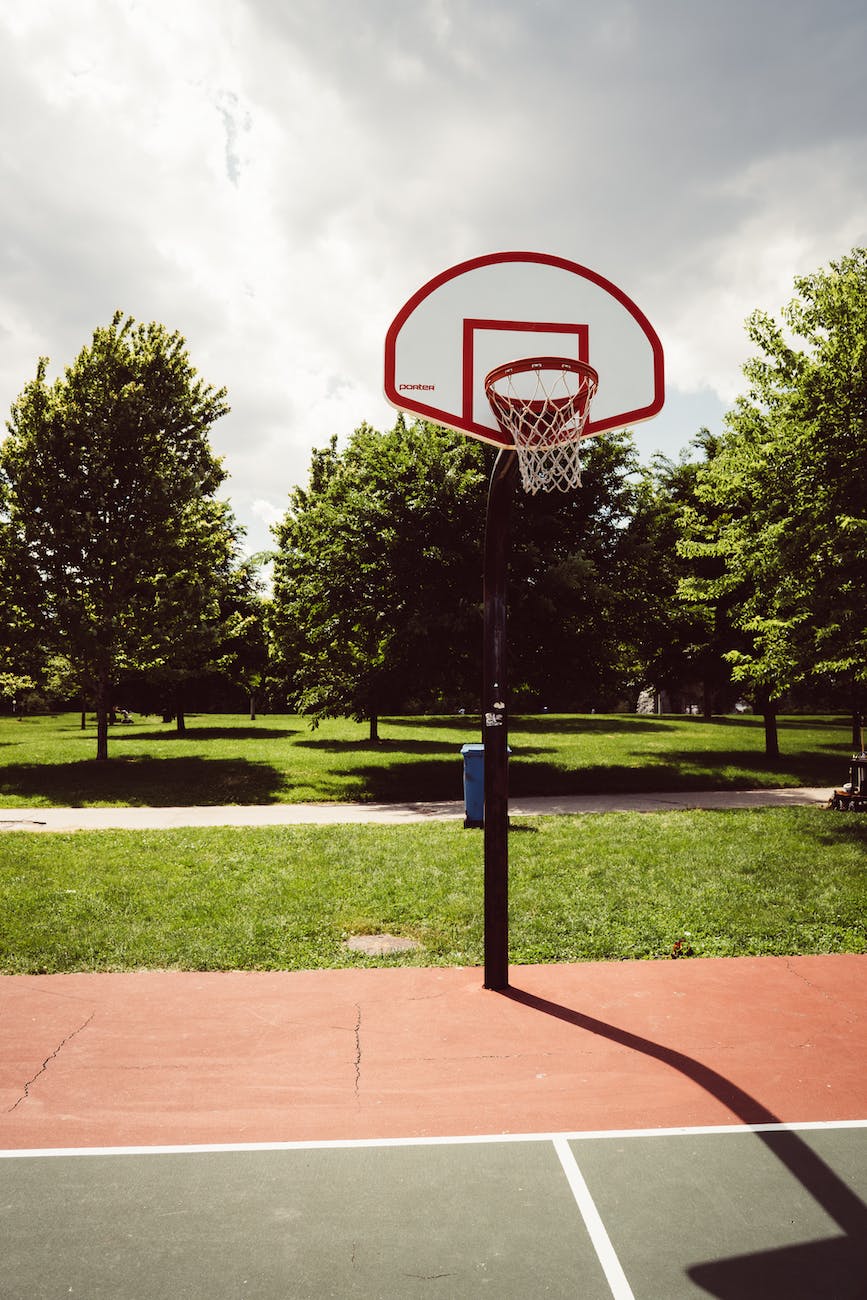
(384, 251, 664, 448)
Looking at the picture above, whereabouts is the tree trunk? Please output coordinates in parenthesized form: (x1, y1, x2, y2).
(760, 695, 779, 758)
(702, 680, 713, 720)
(852, 710, 865, 753)
(94, 676, 110, 761)
(249, 693, 256, 721)
(369, 713, 379, 742)
(173, 684, 186, 734)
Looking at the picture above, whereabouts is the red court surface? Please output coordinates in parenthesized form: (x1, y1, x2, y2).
(2, 954, 865, 1150)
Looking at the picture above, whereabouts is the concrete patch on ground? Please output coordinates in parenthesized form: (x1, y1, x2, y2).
(344, 934, 421, 956)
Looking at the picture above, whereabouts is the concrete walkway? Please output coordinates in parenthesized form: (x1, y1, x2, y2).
(0, 787, 830, 831)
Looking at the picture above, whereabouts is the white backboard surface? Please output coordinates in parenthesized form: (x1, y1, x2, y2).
(385, 251, 664, 447)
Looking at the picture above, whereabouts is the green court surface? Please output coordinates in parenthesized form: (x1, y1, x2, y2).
(4, 1122, 867, 1299)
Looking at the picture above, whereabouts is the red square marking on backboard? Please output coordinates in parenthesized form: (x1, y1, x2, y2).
(462, 320, 590, 428)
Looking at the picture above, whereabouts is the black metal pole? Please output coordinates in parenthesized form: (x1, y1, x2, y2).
(483, 448, 518, 990)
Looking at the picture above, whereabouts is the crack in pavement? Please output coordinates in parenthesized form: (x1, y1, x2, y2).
(785, 958, 837, 1002)
(353, 1003, 362, 1102)
(7, 1011, 95, 1112)
(784, 958, 860, 1024)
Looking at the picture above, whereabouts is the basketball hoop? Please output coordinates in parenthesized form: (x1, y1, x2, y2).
(484, 356, 599, 494)
(386, 255, 664, 990)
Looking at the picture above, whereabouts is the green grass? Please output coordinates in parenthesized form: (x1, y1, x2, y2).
(1, 808, 864, 973)
(0, 711, 852, 807)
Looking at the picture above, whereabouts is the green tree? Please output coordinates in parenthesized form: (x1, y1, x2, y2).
(142, 499, 251, 732)
(214, 554, 270, 721)
(508, 430, 648, 709)
(679, 248, 867, 752)
(272, 419, 681, 732)
(0, 482, 44, 707)
(270, 418, 487, 738)
(627, 434, 737, 717)
(0, 312, 230, 758)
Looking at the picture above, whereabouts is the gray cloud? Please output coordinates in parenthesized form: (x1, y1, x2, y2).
(1, 0, 865, 555)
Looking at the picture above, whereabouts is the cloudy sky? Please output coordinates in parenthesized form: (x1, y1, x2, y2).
(2, 0, 865, 554)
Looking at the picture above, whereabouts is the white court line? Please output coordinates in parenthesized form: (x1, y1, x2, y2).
(2, 1117, 865, 1159)
(554, 1135, 635, 1300)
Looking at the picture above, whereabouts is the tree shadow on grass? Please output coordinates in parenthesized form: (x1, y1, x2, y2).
(105, 725, 302, 743)
(812, 815, 867, 850)
(0, 757, 289, 807)
(381, 714, 689, 736)
(293, 738, 462, 756)
(511, 714, 682, 734)
(624, 747, 841, 788)
(325, 758, 465, 803)
(310, 754, 772, 804)
(517, 752, 836, 795)
(313, 749, 841, 804)
(511, 750, 840, 793)
(377, 716, 478, 732)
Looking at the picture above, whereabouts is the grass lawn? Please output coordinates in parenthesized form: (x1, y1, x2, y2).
(1, 808, 864, 974)
(0, 711, 852, 807)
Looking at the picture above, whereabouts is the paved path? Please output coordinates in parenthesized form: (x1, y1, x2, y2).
(0, 787, 830, 831)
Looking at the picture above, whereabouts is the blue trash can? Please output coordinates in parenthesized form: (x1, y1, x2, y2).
(460, 743, 485, 828)
(460, 743, 511, 828)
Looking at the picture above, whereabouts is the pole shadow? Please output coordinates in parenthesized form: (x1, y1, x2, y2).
(502, 986, 867, 1299)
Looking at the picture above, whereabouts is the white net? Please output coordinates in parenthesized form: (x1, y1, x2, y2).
(484, 357, 599, 494)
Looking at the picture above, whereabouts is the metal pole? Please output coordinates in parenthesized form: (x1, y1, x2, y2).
(483, 448, 518, 990)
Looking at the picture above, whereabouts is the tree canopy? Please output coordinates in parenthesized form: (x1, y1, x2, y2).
(0, 477, 43, 705)
(508, 429, 650, 710)
(1, 312, 232, 756)
(270, 417, 488, 737)
(269, 419, 664, 730)
(626, 435, 736, 717)
(678, 247, 867, 746)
